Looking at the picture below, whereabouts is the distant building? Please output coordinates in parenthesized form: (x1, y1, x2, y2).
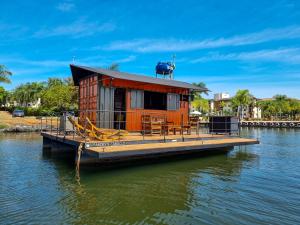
(5, 98, 42, 108)
(209, 92, 262, 119)
(209, 92, 233, 115)
(27, 98, 41, 108)
(214, 92, 230, 101)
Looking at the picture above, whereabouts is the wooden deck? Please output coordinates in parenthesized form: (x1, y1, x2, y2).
(41, 131, 259, 166)
(87, 138, 258, 155)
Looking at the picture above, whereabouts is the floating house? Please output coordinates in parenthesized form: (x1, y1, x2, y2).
(40, 65, 259, 167)
(70, 64, 207, 132)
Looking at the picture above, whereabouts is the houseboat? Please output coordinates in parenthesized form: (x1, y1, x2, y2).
(41, 64, 259, 167)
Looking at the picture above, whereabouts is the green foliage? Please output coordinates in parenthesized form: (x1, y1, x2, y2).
(40, 77, 78, 112)
(12, 82, 45, 106)
(258, 96, 300, 120)
(192, 82, 209, 98)
(0, 86, 9, 105)
(192, 95, 209, 113)
(5, 106, 52, 116)
(107, 63, 119, 71)
(231, 90, 253, 108)
(0, 65, 12, 84)
(8, 77, 78, 116)
(0, 124, 8, 129)
(231, 89, 253, 119)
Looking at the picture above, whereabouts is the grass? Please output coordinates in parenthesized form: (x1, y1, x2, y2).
(0, 124, 8, 129)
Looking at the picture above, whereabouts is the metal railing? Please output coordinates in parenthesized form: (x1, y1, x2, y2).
(40, 110, 240, 144)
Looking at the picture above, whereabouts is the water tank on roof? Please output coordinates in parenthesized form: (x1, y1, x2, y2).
(156, 62, 175, 75)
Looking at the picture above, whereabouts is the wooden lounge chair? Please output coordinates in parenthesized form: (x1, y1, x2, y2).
(67, 116, 99, 141)
(85, 117, 128, 141)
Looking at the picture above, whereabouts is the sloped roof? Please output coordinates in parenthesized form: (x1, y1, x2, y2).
(70, 64, 208, 91)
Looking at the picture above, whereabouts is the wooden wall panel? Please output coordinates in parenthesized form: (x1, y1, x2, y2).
(125, 90, 189, 132)
(101, 76, 189, 95)
(78, 75, 190, 131)
(79, 75, 98, 124)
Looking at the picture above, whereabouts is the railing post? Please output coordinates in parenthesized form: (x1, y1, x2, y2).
(181, 113, 184, 142)
(118, 110, 121, 142)
(56, 114, 59, 136)
(40, 117, 42, 133)
(142, 111, 145, 141)
(50, 116, 52, 133)
(211, 116, 213, 137)
(238, 118, 241, 137)
(83, 109, 88, 145)
(45, 116, 48, 132)
(63, 112, 66, 139)
(163, 115, 166, 143)
(72, 113, 75, 140)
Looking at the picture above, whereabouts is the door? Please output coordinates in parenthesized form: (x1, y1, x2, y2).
(97, 86, 114, 128)
(114, 88, 126, 129)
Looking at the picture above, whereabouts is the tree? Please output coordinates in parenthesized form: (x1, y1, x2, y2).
(231, 89, 253, 120)
(258, 95, 300, 120)
(0, 65, 12, 83)
(192, 82, 209, 97)
(107, 63, 119, 71)
(12, 82, 45, 106)
(0, 86, 9, 106)
(192, 95, 209, 114)
(40, 77, 78, 111)
(258, 100, 276, 120)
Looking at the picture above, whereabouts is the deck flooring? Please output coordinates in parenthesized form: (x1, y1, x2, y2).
(43, 131, 227, 144)
(88, 138, 258, 154)
(41, 131, 259, 164)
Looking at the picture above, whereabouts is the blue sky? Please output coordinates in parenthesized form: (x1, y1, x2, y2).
(1, 0, 300, 98)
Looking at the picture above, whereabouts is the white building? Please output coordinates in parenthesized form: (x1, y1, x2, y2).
(214, 93, 230, 101)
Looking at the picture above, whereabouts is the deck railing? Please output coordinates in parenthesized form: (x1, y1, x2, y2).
(40, 110, 240, 143)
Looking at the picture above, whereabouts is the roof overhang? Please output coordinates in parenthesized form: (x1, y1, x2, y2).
(70, 64, 208, 92)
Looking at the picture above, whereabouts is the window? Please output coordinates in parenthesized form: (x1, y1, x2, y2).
(167, 93, 180, 110)
(180, 94, 189, 102)
(131, 90, 144, 109)
(144, 91, 167, 110)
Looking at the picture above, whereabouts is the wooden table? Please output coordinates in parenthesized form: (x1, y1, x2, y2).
(162, 124, 191, 135)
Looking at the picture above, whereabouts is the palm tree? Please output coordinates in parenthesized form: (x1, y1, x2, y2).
(0, 65, 12, 83)
(107, 63, 119, 71)
(12, 82, 45, 107)
(192, 82, 209, 96)
(273, 94, 289, 119)
(274, 94, 288, 102)
(231, 89, 253, 120)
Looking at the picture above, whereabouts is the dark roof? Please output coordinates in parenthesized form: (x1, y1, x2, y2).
(70, 64, 208, 91)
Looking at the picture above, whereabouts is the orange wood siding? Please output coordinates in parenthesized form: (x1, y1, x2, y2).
(101, 76, 189, 95)
(78, 75, 190, 131)
(79, 75, 98, 123)
(125, 90, 189, 131)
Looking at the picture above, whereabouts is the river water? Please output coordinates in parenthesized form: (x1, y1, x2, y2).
(0, 128, 299, 225)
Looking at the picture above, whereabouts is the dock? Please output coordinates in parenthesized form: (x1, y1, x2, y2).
(41, 132, 259, 166)
(241, 120, 300, 128)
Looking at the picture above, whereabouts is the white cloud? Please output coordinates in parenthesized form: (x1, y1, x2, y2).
(190, 48, 300, 64)
(101, 26, 300, 52)
(34, 18, 116, 38)
(56, 2, 75, 12)
(114, 55, 136, 63)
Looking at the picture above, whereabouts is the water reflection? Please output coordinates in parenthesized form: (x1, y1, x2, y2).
(53, 149, 258, 224)
(2, 130, 300, 225)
